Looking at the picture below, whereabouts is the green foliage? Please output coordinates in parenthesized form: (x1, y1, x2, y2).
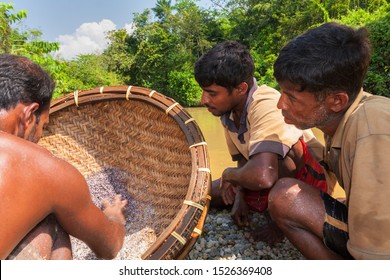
(2, 0, 389, 103)
(168, 70, 202, 106)
(104, 29, 134, 77)
(0, 2, 66, 98)
(217, 0, 389, 95)
(110, 0, 215, 104)
(62, 54, 125, 94)
(364, 10, 390, 97)
(336, 2, 389, 97)
(0, 3, 60, 56)
(0, 2, 27, 53)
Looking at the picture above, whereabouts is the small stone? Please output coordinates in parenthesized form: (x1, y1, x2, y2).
(227, 240, 236, 246)
(187, 208, 305, 260)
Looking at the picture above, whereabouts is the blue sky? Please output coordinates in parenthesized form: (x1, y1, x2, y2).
(9, 0, 213, 60)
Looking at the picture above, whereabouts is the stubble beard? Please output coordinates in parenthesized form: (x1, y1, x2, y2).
(294, 104, 332, 131)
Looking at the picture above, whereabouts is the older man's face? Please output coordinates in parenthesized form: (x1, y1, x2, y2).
(276, 81, 331, 131)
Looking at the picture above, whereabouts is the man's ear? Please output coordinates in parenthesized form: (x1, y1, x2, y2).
(327, 92, 349, 113)
(237, 82, 249, 95)
(20, 103, 40, 129)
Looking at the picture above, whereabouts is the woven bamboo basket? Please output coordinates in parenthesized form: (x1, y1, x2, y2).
(38, 85, 211, 260)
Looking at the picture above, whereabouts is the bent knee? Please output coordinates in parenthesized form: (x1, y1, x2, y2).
(269, 178, 301, 200)
(268, 178, 301, 214)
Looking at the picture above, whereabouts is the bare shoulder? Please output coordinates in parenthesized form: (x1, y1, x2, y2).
(0, 132, 84, 189)
(0, 131, 89, 217)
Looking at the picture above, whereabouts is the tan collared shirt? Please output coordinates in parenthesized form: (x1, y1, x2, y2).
(325, 89, 390, 259)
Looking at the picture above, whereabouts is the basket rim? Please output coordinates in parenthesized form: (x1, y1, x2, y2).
(47, 85, 211, 260)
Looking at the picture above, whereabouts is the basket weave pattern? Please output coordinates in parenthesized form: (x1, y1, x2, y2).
(39, 86, 211, 259)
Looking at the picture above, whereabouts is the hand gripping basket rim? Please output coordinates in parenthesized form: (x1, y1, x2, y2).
(44, 85, 211, 260)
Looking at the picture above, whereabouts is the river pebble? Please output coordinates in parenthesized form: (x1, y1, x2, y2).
(186, 207, 305, 260)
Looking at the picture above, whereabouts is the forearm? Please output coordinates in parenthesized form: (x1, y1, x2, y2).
(86, 213, 126, 260)
(53, 166, 128, 259)
(222, 165, 276, 192)
(97, 196, 127, 259)
(99, 219, 126, 259)
(58, 209, 126, 260)
(222, 153, 279, 192)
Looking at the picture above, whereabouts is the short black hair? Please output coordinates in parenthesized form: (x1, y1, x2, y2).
(274, 22, 371, 101)
(194, 40, 254, 92)
(0, 54, 55, 113)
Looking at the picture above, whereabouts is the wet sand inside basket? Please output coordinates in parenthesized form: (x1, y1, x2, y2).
(71, 166, 159, 260)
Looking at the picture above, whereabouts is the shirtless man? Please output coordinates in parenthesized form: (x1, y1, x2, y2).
(194, 41, 328, 244)
(0, 54, 127, 260)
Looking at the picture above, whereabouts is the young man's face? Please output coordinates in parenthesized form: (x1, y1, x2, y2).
(277, 80, 331, 130)
(200, 83, 241, 117)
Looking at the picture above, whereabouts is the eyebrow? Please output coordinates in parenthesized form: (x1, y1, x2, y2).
(281, 89, 294, 96)
(203, 88, 218, 94)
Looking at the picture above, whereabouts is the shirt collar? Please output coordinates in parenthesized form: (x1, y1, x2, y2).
(331, 88, 367, 148)
(221, 78, 258, 144)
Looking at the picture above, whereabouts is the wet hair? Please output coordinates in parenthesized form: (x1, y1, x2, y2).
(274, 22, 371, 101)
(0, 54, 55, 114)
(194, 40, 254, 93)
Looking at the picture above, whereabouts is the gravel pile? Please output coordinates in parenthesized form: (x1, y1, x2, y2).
(187, 208, 305, 260)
